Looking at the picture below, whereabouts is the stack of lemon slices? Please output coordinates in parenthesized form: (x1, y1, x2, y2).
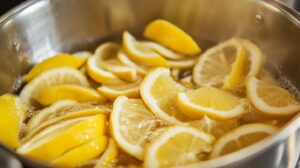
(0, 19, 298, 168)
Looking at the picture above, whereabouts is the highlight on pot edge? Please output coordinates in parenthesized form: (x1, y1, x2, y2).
(0, 19, 299, 168)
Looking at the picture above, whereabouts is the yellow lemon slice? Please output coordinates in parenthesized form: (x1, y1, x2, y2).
(123, 31, 169, 67)
(94, 138, 118, 168)
(17, 115, 106, 162)
(117, 51, 149, 75)
(177, 87, 245, 120)
(193, 38, 247, 89)
(246, 77, 300, 116)
(97, 79, 141, 101)
(20, 67, 89, 104)
(210, 123, 278, 158)
(23, 54, 87, 82)
(0, 94, 26, 148)
(110, 96, 162, 160)
(35, 84, 107, 106)
(51, 136, 108, 167)
(144, 19, 201, 55)
(102, 59, 138, 82)
(144, 126, 215, 168)
(142, 41, 186, 60)
(86, 43, 125, 85)
(168, 57, 198, 69)
(140, 68, 190, 124)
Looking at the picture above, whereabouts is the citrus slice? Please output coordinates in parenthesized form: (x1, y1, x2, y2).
(142, 41, 186, 60)
(35, 84, 107, 106)
(246, 77, 300, 116)
(102, 59, 138, 82)
(86, 43, 125, 85)
(27, 99, 78, 131)
(210, 123, 278, 158)
(144, 126, 215, 168)
(17, 115, 106, 162)
(187, 116, 239, 138)
(98, 79, 141, 101)
(72, 51, 92, 58)
(110, 96, 162, 160)
(0, 94, 26, 148)
(140, 68, 190, 124)
(20, 67, 89, 104)
(122, 31, 169, 67)
(193, 38, 246, 88)
(168, 57, 198, 69)
(177, 87, 245, 120)
(144, 19, 201, 55)
(117, 51, 148, 75)
(51, 136, 108, 167)
(23, 54, 87, 82)
(94, 138, 118, 168)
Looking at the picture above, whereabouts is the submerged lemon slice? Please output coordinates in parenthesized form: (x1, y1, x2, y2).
(144, 19, 201, 55)
(0, 94, 26, 148)
(123, 31, 169, 67)
(246, 77, 300, 116)
(177, 87, 245, 120)
(140, 68, 190, 124)
(35, 84, 107, 106)
(94, 138, 118, 168)
(23, 54, 87, 82)
(144, 126, 214, 168)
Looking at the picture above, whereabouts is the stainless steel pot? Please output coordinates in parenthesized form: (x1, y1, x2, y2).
(0, 0, 300, 167)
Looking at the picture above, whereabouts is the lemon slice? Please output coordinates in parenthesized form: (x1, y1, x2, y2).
(144, 19, 201, 55)
(142, 41, 186, 60)
(110, 96, 160, 160)
(177, 87, 245, 120)
(193, 38, 246, 88)
(51, 136, 108, 167)
(27, 101, 110, 134)
(140, 68, 190, 124)
(144, 126, 215, 168)
(17, 115, 106, 162)
(187, 116, 239, 138)
(246, 77, 300, 116)
(98, 79, 141, 101)
(86, 43, 125, 85)
(0, 94, 26, 148)
(210, 123, 278, 158)
(72, 51, 92, 58)
(117, 51, 148, 75)
(168, 57, 198, 69)
(35, 84, 107, 106)
(23, 54, 87, 82)
(94, 138, 118, 168)
(20, 67, 89, 104)
(123, 31, 169, 67)
(102, 59, 138, 82)
(27, 99, 78, 131)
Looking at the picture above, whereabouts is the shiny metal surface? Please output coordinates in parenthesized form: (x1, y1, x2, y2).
(0, 0, 300, 167)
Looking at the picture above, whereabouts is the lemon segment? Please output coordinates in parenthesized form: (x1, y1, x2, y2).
(23, 54, 87, 82)
(144, 126, 214, 168)
(20, 67, 89, 104)
(51, 136, 108, 167)
(110, 96, 159, 160)
(210, 123, 278, 158)
(35, 84, 107, 106)
(140, 68, 189, 124)
(17, 115, 106, 162)
(94, 138, 118, 168)
(246, 77, 300, 116)
(177, 87, 245, 120)
(168, 57, 198, 69)
(0, 94, 26, 148)
(117, 51, 149, 75)
(144, 19, 201, 55)
(102, 59, 138, 82)
(123, 31, 169, 67)
(97, 79, 141, 101)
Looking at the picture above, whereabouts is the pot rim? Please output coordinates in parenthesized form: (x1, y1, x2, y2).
(0, 0, 299, 167)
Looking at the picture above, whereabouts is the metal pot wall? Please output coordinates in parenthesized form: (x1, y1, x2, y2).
(0, 0, 300, 167)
